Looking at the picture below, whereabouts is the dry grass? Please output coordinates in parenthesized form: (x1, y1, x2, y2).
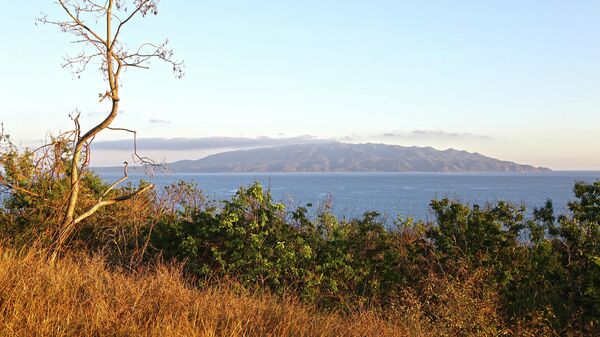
(0, 246, 533, 336)
(0, 247, 412, 337)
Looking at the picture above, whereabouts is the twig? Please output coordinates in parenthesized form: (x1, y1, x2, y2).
(0, 176, 43, 198)
(74, 183, 154, 225)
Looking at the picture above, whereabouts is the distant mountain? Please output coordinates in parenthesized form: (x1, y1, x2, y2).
(167, 142, 550, 173)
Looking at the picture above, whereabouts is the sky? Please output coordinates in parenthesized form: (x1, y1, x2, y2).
(1, 1, 599, 169)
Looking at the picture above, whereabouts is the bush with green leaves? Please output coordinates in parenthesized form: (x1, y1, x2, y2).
(0, 136, 156, 261)
(151, 183, 310, 290)
(3, 143, 600, 335)
(149, 179, 600, 333)
(150, 182, 428, 307)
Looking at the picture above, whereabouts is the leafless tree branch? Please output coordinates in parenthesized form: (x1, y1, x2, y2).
(37, 0, 182, 259)
(106, 126, 164, 167)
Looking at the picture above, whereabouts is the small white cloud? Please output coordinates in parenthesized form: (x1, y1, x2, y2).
(380, 130, 491, 140)
(149, 118, 172, 125)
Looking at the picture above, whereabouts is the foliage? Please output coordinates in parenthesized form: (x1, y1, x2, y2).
(2, 147, 600, 334)
(0, 136, 155, 263)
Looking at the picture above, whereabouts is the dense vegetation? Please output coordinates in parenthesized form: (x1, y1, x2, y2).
(1, 146, 600, 336)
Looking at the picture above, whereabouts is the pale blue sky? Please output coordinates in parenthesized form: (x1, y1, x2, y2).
(1, 1, 599, 169)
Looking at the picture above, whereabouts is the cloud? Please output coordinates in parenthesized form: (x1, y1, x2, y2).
(338, 135, 359, 142)
(379, 130, 491, 140)
(149, 118, 172, 125)
(92, 135, 325, 151)
(91, 131, 489, 153)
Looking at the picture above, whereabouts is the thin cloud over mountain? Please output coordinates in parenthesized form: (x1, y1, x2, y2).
(380, 130, 491, 140)
(338, 130, 491, 143)
(92, 135, 325, 151)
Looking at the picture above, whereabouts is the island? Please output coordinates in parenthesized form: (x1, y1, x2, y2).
(166, 142, 550, 173)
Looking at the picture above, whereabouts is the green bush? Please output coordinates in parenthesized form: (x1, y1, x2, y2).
(2, 146, 600, 334)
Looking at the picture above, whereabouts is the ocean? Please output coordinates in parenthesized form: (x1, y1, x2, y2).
(95, 170, 600, 222)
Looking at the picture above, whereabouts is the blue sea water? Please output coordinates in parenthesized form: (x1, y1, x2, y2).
(96, 171, 600, 222)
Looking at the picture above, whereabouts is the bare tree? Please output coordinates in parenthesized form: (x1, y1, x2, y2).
(38, 0, 183, 257)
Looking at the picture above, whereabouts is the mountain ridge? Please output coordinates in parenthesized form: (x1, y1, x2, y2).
(166, 142, 550, 173)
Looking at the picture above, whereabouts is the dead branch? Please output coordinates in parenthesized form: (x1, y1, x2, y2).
(0, 176, 43, 198)
(38, 0, 183, 81)
(111, 0, 151, 47)
(51, 160, 154, 260)
(74, 184, 155, 225)
(106, 126, 164, 167)
(37, 0, 182, 259)
(102, 161, 130, 198)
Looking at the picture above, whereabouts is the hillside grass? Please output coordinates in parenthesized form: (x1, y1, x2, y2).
(0, 246, 417, 337)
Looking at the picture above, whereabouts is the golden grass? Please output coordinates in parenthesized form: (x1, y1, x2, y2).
(2, 245, 543, 336)
(0, 247, 413, 337)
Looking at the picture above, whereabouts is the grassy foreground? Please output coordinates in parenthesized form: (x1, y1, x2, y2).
(0, 247, 417, 337)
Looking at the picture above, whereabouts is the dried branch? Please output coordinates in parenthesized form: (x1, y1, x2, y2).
(38, 0, 182, 259)
(107, 126, 164, 167)
(56, 0, 108, 45)
(74, 184, 154, 225)
(0, 176, 43, 198)
(102, 161, 130, 198)
(52, 160, 155, 261)
(111, 0, 151, 48)
(74, 160, 154, 225)
(38, 0, 183, 81)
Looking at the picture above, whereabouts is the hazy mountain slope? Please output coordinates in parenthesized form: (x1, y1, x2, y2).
(167, 142, 550, 172)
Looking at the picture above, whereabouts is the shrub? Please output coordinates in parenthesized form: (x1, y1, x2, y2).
(3, 144, 600, 335)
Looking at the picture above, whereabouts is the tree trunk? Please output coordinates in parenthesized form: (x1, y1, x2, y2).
(56, 0, 119, 253)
